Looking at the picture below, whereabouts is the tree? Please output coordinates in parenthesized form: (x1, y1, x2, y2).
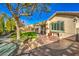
(6, 3, 51, 42)
(6, 18, 16, 32)
(0, 15, 3, 34)
(10, 18, 16, 31)
(0, 14, 6, 34)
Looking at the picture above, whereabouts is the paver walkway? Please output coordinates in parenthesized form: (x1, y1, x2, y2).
(0, 33, 13, 41)
(62, 42, 79, 56)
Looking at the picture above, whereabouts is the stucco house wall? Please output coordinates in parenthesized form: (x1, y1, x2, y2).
(76, 19, 79, 34)
(46, 15, 76, 40)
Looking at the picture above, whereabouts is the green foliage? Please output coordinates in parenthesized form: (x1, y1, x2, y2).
(0, 14, 16, 35)
(10, 32, 37, 42)
(0, 16, 5, 34)
(6, 19, 11, 32)
(11, 18, 16, 31)
(6, 18, 16, 32)
(0, 19, 3, 34)
(21, 32, 37, 37)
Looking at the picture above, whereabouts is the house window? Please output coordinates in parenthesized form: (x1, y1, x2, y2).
(51, 21, 64, 32)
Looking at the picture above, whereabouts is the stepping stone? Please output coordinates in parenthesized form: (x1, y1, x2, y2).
(73, 44, 79, 47)
(75, 53, 79, 56)
(45, 49, 50, 52)
(33, 52, 38, 55)
(63, 52, 73, 56)
(62, 54, 68, 56)
(70, 47, 77, 50)
(66, 49, 73, 53)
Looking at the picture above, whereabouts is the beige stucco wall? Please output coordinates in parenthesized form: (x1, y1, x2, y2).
(46, 15, 76, 40)
(76, 20, 79, 33)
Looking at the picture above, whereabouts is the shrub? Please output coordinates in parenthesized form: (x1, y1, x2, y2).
(10, 32, 37, 42)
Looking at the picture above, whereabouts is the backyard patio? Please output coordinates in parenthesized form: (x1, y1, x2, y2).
(0, 34, 79, 56)
(0, 3, 79, 56)
(16, 35, 79, 56)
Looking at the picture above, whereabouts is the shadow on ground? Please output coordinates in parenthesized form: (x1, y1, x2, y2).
(19, 39, 74, 56)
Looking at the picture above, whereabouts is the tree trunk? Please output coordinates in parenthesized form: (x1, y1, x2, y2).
(6, 3, 21, 42)
(15, 20, 20, 42)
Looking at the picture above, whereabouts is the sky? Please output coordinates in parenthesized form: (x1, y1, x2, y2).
(0, 3, 79, 25)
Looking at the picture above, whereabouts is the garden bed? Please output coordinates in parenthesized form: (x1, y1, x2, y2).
(10, 32, 38, 42)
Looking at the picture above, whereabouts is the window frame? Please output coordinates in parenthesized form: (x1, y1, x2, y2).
(51, 21, 64, 33)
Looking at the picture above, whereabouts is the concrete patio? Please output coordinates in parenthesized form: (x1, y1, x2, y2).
(18, 35, 79, 56)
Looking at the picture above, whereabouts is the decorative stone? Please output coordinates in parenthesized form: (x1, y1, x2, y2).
(66, 49, 72, 53)
(70, 47, 77, 50)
